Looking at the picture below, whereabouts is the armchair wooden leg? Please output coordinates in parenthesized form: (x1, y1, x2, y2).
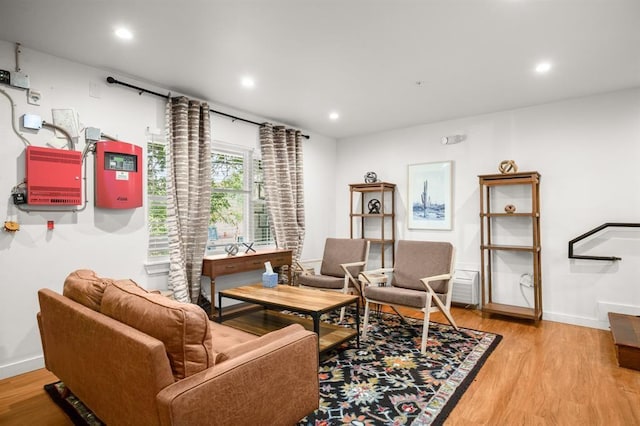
(421, 295, 433, 354)
(431, 295, 458, 330)
(362, 300, 370, 339)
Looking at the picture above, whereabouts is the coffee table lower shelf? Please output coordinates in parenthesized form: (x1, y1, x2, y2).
(223, 309, 357, 354)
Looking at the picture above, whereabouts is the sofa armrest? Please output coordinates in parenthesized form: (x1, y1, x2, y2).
(156, 325, 319, 426)
(38, 288, 175, 426)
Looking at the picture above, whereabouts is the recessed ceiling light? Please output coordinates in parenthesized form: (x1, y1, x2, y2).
(114, 27, 133, 40)
(241, 76, 255, 88)
(535, 61, 552, 74)
(329, 112, 339, 120)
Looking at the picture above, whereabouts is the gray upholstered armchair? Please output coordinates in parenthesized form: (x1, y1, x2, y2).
(360, 240, 458, 353)
(297, 238, 370, 322)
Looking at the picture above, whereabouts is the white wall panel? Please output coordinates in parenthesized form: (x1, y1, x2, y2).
(336, 88, 640, 328)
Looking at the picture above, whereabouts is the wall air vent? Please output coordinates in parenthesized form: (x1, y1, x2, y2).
(25, 146, 82, 205)
(452, 269, 480, 307)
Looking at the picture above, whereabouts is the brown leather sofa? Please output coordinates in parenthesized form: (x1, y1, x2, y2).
(37, 270, 319, 425)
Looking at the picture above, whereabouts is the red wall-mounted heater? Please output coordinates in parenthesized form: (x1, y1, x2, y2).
(94, 141, 143, 209)
(25, 146, 82, 205)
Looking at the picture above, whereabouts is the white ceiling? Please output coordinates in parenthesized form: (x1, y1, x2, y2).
(0, 0, 639, 139)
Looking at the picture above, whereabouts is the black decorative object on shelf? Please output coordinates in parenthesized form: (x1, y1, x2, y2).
(368, 199, 381, 214)
(242, 242, 256, 253)
(225, 244, 239, 256)
(364, 171, 378, 183)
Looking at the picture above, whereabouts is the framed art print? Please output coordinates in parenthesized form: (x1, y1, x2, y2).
(407, 161, 453, 230)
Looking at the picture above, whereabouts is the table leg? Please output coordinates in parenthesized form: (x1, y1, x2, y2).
(210, 278, 216, 319)
(217, 292, 223, 323)
(312, 312, 320, 351)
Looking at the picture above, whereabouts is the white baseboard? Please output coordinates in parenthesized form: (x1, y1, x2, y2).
(543, 311, 610, 330)
(597, 301, 640, 321)
(0, 355, 45, 380)
(542, 301, 640, 330)
(540, 302, 640, 331)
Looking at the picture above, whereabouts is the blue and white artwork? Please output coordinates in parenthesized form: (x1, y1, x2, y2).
(407, 161, 453, 230)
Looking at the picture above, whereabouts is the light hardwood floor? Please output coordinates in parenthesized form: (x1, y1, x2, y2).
(1, 307, 639, 425)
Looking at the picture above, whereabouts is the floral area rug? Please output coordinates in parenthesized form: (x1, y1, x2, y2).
(298, 311, 502, 425)
(44, 310, 501, 426)
(43, 381, 103, 426)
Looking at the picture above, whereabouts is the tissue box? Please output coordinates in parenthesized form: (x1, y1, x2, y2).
(262, 272, 278, 288)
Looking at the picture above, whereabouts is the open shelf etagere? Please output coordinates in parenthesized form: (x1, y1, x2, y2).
(349, 182, 396, 268)
(479, 171, 542, 320)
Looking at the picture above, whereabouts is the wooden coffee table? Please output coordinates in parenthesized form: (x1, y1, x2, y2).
(218, 284, 360, 354)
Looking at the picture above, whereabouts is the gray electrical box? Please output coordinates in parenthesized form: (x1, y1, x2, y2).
(22, 114, 42, 130)
(85, 127, 101, 141)
(11, 71, 30, 89)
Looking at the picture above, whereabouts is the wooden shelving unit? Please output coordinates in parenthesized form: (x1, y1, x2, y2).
(349, 182, 396, 268)
(479, 171, 542, 320)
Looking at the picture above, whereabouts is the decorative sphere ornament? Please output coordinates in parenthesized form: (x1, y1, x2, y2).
(364, 171, 378, 183)
(225, 243, 239, 256)
(504, 204, 516, 214)
(498, 160, 518, 174)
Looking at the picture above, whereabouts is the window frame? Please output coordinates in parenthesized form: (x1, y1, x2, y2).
(206, 142, 274, 255)
(146, 133, 169, 263)
(146, 136, 274, 269)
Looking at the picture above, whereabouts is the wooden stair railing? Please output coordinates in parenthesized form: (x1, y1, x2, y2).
(568, 222, 640, 261)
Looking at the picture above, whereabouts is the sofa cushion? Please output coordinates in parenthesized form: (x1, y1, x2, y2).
(319, 238, 368, 277)
(298, 274, 345, 289)
(100, 281, 214, 380)
(209, 321, 257, 363)
(62, 269, 114, 311)
(216, 324, 305, 362)
(391, 241, 453, 293)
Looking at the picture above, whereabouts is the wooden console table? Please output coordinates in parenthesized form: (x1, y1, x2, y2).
(202, 248, 293, 318)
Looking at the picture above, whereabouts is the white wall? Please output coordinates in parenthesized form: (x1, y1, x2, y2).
(336, 88, 640, 329)
(3, 38, 637, 380)
(0, 40, 337, 379)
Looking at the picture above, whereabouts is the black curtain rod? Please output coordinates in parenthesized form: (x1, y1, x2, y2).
(106, 76, 309, 139)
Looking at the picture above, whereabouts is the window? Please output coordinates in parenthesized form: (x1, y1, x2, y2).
(147, 134, 169, 259)
(206, 144, 274, 254)
(147, 138, 273, 261)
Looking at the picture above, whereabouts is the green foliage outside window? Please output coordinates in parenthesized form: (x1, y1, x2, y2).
(211, 152, 243, 228)
(148, 141, 273, 258)
(147, 141, 169, 257)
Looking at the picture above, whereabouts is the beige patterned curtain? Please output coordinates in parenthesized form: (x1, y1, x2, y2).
(259, 123, 305, 263)
(166, 97, 211, 303)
